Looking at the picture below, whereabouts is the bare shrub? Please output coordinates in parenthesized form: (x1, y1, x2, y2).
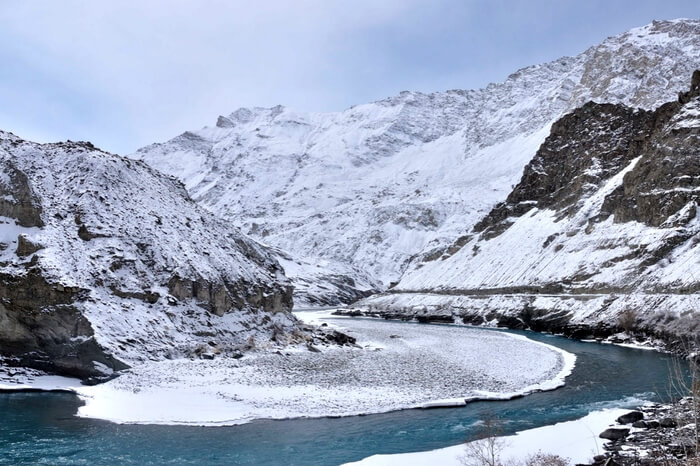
(668, 345, 700, 456)
(460, 416, 507, 466)
(460, 417, 571, 466)
(523, 452, 569, 466)
(617, 308, 638, 334)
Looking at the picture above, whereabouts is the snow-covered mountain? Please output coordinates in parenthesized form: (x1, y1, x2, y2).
(134, 19, 700, 306)
(361, 71, 700, 345)
(0, 132, 302, 379)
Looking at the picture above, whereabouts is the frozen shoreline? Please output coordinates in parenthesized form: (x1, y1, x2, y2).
(0, 310, 575, 426)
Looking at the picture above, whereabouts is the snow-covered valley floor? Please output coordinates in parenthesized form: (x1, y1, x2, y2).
(0, 310, 574, 426)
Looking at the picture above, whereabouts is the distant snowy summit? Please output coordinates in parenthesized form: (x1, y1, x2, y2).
(0, 133, 302, 379)
(134, 19, 700, 306)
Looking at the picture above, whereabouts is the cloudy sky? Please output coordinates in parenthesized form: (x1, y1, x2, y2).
(0, 1, 698, 154)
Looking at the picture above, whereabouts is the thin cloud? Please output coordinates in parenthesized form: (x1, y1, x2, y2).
(0, 1, 697, 153)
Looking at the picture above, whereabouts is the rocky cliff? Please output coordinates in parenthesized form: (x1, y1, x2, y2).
(0, 132, 300, 379)
(361, 72, 700, 347)
(133, 19, 700, 306)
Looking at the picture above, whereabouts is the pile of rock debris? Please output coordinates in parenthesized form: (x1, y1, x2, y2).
(591, 399, 698, 465)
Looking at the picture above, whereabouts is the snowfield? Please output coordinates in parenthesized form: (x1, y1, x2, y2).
(1, 311, 575, 426)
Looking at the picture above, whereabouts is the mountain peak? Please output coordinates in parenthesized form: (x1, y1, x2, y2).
(133, 20, 700, 306)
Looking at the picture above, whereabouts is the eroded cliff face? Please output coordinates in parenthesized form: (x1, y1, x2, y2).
(472, 103, 658, 240)
(603, 71, 700, 228)
(0, 132, 300, 379)
(0, 270, 128, 379)
(363, 72, 700, 346)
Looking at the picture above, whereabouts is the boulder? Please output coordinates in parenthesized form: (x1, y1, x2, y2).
(600, 427, 630, 441)
(632, 419, 660, 429)
(15, 234, 43, 257)
(617, 411, 644, 424)
(326, 330, 356, 346)
(659, 417, 677, 428)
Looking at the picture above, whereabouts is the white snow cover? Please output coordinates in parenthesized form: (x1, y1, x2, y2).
(380, 93, 700, 329)
(2, 311, 574, 426)
(396, 156, 698, 292)
(133, 19, 700, 304)
(345, 408, 630, 466)
(360, 292, 700, 337)
(0, 369, 81, 392)
(0, 133, 298, 366)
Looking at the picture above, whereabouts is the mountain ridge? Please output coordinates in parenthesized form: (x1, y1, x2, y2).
(134, 19, 700, 306)
(359, 70, 699, 347)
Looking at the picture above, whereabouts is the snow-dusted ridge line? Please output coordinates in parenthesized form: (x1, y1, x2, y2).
(0, 313, 576, 427)
(133, 19, 700, 305)
(363, 70, 700, 347)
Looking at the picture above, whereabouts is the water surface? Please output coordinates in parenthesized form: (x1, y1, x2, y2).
(0, 323, 684, 466)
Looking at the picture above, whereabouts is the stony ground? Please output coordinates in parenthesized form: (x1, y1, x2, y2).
(591, 398, 698, 465)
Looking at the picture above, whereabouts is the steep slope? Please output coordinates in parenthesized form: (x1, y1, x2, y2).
(362, 72, 700, 345)
(0, 132, 301, 379)
(134, 19, 700, 305)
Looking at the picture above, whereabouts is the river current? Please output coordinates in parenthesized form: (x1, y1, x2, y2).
(0, 321, 683, 465)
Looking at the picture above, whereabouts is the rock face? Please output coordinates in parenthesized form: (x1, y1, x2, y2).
(0, 132, 300, 379)
(133, 19, 700, 306)
(363, 72, 700, 346)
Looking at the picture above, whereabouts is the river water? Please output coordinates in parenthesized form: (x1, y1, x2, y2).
(0, 322, 684, 466)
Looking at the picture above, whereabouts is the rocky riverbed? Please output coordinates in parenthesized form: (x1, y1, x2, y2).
(591, 399, 698, 465)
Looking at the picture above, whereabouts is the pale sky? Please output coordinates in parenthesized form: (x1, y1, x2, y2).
(0, 1, 698, 154)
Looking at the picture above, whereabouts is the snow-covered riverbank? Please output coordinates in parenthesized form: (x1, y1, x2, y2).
(0, 310, 574, 426)
(345, 408, 629, 465)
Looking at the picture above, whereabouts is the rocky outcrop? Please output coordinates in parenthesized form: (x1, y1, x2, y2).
(591, 399, 699, 465)
(364, 71, 700, 348)
(473, 102, 657, 239)
(0, 159, 43, 228)
(167, 275, 293, 317)
(15, 234, 43, 257)
(471, 78, 697, 245)
(0, 270, 128, 379)
(0, 131, 302, 379)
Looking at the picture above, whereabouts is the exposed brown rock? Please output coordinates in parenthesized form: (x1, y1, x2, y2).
(473, 72, 699, 240)
(0, 160, 43, 228)
(168, 274, 293, 317)
(0, 270, 128, 378)
(15, 234, 43, 257)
